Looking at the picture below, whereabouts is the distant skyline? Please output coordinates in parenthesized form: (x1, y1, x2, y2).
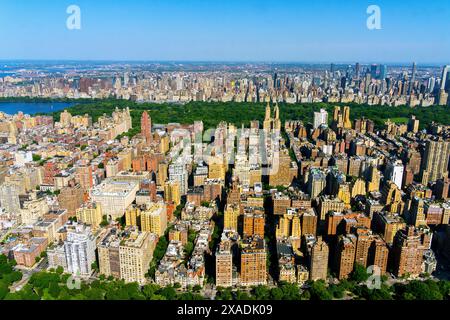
(0, 0, 449, 64)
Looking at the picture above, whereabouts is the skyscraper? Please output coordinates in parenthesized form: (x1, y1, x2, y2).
(439, 65, 450, 105)
(379, 64, 388, 81)
(440, 65, 450, 91)
(370, 64, 378, 79)
(409, 62, 417, 95)
(355, 62, 361, 80)
(141, 111, 152, 145)
(340, 76, 347, 90)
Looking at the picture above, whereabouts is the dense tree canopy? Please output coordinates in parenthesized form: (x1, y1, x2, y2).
(45, 100, 450, 140)
(1, 254, 449, 300)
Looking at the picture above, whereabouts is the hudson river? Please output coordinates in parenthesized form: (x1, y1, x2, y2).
(0, 102, 75, 115)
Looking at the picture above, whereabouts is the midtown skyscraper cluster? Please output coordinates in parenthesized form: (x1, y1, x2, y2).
(1, 62, 450, 107)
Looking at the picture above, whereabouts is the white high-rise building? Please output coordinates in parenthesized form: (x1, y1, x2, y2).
(440, 65, 450, 91)
(169, 162, 188, 195)
(64, 223, 97, 277)
(385, 160, 404, 190)
(0, 183, 21, 214)
(313, 109, 328, 129)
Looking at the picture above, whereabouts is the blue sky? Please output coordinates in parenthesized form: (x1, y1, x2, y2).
(0, 0, 449, 63)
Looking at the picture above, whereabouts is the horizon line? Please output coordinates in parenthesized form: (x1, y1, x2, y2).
(0, 59, 448, 67)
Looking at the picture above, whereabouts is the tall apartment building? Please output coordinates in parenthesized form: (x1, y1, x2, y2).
(76, 202, 103, 229)
(309, 236, 329, 281)
(366, 165, 381, 193)
(64, 223, 97, 277)
(125, 205, 141, 227)
(385, 159, 404, 190)
(351, 178, 367, 198)
(242, 207, 265, 238)
(313, 108, 328, 129)
(98, 227, 156, 285)
(269, 149, 294, 187)
(75, 162, 93, 192)
(301, 208, 318, 236)
(343, 106, 352, 129)
(169, 162, 188, 195)
(224, 204, 239, 231)
(308, 168, 326, 199)
(209, 159, 227, 181)
(119, 230, 155, 285)
(157, 161, 168, 186)
(263, 102, 281, 132)
(392, 226, 425, 277)
(98, 230, 121, 279)
(407, 115, 420, 133)
(20, 193, 49, 225)
(47, 245, 67, 271)
(435, 178, 450, 200)
(240, 237, 267, 286)
(409, 197, 427, 227)
(140, 202, 167, 237)
(332, 106, 352, 129)
(335, 234, 357, 280)
(164, 180, 181, 206)
(381, 181, 404, 214)
(0, 183, 21, 213)
(193, 165, 208, 187)
(369, 235, 389, 275)
(273, 192, 291, 215)
(421, 139, 450, 185)
(354, 228, 372, 267)
(276, 208, 302, 240)
(318, 196, 345, 221)
(141, 111, 152, 146)
(58, 184, 84, 216)
(372, 212, 406, 244)
(216, 239, 233, 287)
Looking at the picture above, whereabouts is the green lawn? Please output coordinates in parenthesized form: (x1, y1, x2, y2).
(386, 117, 409, 124)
